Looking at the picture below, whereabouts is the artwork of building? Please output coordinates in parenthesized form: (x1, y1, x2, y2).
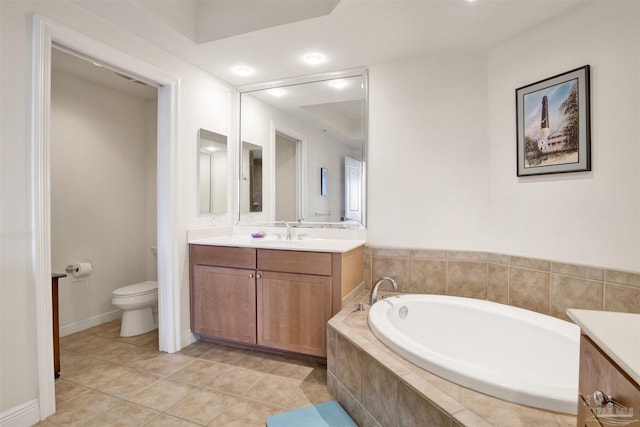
(536, 95, 569, 153)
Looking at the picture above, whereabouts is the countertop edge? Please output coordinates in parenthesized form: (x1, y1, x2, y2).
(567, 308, 640, 385)
(188, 236, 366, 254)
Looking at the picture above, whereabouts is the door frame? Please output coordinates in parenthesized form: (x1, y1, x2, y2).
(269, 122, 307, 221)
(32, 14, 181, 419)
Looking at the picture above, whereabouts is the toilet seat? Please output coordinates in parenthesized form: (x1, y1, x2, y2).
(113, 280, 157, 297)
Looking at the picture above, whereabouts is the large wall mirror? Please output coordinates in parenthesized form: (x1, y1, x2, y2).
(198, 128, 228, 215)
(238, 69, 367, 228)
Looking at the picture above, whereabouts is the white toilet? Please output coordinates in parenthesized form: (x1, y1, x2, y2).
(111, 280, 158, 337)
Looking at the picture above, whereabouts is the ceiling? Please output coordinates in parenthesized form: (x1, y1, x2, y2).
(73, 0, 585, 87)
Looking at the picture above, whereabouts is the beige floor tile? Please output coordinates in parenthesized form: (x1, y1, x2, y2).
(167, 388, 236, 425)
(84, 319, 122, 338)
(47, 390, 121, 426)
(178, 340, 217, 358)
(234, 351, 281, 373)
(209, 399, 281, 427)
(243, 375, 304, 408)
(127, 352, 194, 376)
(117, 329, 158, 347)
(55, 379, 91, 404)
(63, 360, 133, 389)
(204, 365, 265, 395)
(97, 369, 162, 399)
(200, 343, 249, 365)
(92, 340, 139, 363)
(284, 381, 333, 410)
(61, 334, 113, 354)
(168, 358, 227, 386)
(128, 379, 198, 411)
(82, 401, 160, 426)
(144, 413, 202, 426)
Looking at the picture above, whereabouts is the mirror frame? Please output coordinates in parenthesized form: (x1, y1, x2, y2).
(236, 68, 368, 228)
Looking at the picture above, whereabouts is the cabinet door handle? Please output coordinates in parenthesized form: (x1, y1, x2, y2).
(248, 273, 254, 278)
(256, 273, 262, 279)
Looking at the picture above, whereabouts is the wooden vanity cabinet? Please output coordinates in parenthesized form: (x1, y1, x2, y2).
(189, 244, 363, 358)
(577, 335, 640, 427)
(190, 246, 257, 344)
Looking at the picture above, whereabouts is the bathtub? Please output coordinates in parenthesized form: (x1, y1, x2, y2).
(367, 294, 580, 414)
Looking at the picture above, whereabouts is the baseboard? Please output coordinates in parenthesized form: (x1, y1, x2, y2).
(0, 399, 40, 427)
(59, 310, 122, 337)
(180, 330, 197, 350)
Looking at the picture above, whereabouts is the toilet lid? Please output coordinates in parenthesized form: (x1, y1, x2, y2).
(113, 280, 158, 297)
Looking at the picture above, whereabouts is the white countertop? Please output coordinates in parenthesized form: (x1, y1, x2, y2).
(188, 235, 366, 253)
(567, 309, 640, 385)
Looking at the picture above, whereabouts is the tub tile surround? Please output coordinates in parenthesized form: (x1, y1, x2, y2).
(365, 246, 640, 321)
(327, 294, 577, 427)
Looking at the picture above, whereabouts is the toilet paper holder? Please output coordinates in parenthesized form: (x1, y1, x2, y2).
(65, 264, 79, 274)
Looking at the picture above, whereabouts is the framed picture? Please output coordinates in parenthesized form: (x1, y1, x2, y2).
(320, 167, 328, 196)
(516, 65, 591, 176)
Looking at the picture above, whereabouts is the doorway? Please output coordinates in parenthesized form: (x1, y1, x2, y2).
(275, 131, 299, 221)
(50, 46, 159, 337)
(33, 14, 180, 420)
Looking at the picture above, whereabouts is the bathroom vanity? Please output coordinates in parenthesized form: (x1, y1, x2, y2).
(189, 237, 364, 358)
(567, 309, 640, 427)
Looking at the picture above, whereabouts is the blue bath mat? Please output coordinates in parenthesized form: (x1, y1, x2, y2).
(266, 401, 356, 427)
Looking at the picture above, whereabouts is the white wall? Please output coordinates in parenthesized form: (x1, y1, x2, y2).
(50, 69, 156, 332)
(0, 0, 231, 414)
(367, 53, 490, 250)
(487, 1, 640, 270)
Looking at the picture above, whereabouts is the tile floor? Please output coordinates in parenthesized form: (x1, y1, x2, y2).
(36, 320, 332, 426)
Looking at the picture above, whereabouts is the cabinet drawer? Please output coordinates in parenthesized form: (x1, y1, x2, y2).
(191, 245, 256, 269)
(257, 249, 332, 276)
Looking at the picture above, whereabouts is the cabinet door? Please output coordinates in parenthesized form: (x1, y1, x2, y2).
(257, 271, 331, 357)
(191, 265, 257, 344)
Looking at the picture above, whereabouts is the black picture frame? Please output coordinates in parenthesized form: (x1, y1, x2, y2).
(516, 65, 591, 176)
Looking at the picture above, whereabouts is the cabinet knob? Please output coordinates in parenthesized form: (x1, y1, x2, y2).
(248, 273, 254, 278)
(256, 273, 262, 279)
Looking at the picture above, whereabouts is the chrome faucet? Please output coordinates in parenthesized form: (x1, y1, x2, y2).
(281, 220, 292, 240)
(370, 277, 398, 305)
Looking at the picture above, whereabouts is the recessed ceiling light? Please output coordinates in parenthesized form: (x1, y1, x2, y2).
(328, 79, 348, 89)
(232, 65, 254, 76)
(268, 88, 286, 97)
(303, 53, 325, 65)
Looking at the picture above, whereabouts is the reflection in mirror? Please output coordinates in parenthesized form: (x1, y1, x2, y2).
(198, 129, 228, 215)
(241, 142, 263, 213)
(239, 69, 367, 228)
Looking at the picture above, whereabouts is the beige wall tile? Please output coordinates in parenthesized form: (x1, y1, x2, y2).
(509, 267, 550, 314)
(448, 251, 489, 261)
(550, 275, 604, 320)
(604, 283, 640, 313)
(372, 256, 409, 290)
(605, 269, 640, 288)
(362, 354, 398, 427)
(363, 251, 372, 288)
(487, 263, 509, 304)
(408, 259, 447, 294)
(371, 247, 411, 257)
(552, 262, 604, 281)
(510, 256, 550, 272)
(335, 334, 363, 400)
(447, 261, 487, 299)
(327, 325, 337, 374)
(407, 249, 448, 259)
(398, 381, 450, 427)
(488, 253, 510, 265)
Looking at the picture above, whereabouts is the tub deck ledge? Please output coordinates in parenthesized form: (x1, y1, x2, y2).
(327, 291, 577, 427)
